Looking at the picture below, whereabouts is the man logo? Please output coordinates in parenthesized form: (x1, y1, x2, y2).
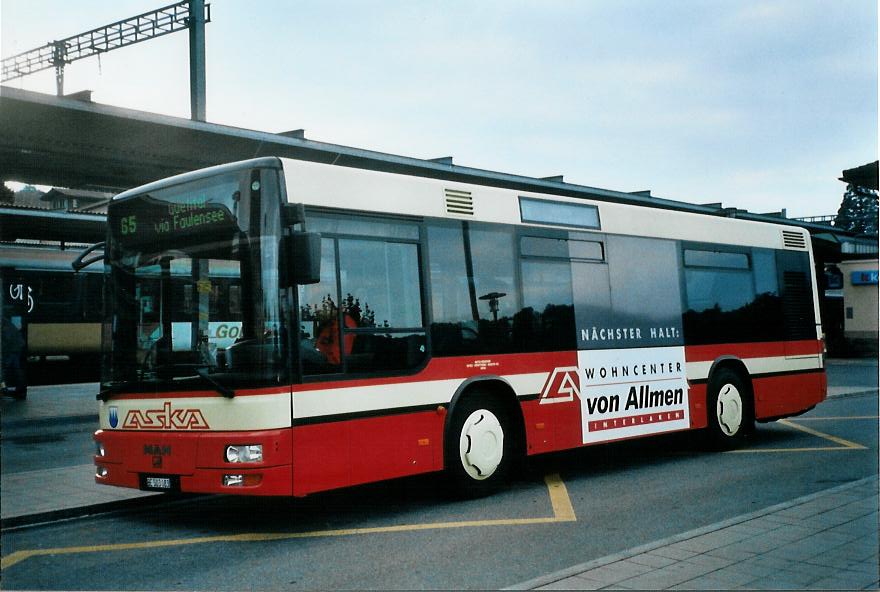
(539, 367, 582, 404)
(109, 406, 119, 428)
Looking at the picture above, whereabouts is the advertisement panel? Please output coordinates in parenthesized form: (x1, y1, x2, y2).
(576, 346, 690, 444)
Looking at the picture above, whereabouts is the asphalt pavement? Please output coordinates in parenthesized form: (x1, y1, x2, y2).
(0, 358, 877, 589)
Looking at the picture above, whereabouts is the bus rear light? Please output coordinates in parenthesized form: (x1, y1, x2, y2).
(222, 474, 263, 487)
(225, 444, 263, 463)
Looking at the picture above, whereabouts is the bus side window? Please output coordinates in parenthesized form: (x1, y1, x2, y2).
(427, 221, 521, 355)
(516, 258, 575, 352)
(299, 222, 428, 376)
(682, 245, 784, 345)
(337, 238, 426, 373)
(298, 238, 342, 374)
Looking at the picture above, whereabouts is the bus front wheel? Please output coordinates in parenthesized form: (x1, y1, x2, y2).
(706, 367, 753, 449)
(445, 394, 514, 497)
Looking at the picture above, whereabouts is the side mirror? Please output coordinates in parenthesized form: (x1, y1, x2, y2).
(283, 203, 307, 226)
(286, 231, 321, 285)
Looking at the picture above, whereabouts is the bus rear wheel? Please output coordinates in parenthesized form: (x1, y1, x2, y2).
(706, 368, 753, 449)
(445, 394, 515, 498)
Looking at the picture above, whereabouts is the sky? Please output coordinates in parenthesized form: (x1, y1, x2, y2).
(1, 0, 876, 218)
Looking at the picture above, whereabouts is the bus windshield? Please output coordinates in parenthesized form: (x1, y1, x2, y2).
(101, 167, 287, 394)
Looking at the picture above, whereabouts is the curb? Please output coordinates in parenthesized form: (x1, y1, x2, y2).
(505, 475, 879, 590)
(826, 389, 879, 400)
(825, 359, 879, 366)
(2, 413, 98, 431)
(0, 493, 167, 531)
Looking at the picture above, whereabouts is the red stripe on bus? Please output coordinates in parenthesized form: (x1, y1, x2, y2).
(104, 341, 820, 401)
(291, 351, 577, 392)
(684, 340, 821, 362)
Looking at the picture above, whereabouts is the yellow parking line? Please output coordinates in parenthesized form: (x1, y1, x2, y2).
(1, 474, 575, 570)
(779, 419, 867, 449)
(726, 418, 868, 454)
(545, 472, 576, 522)
(789, 416, 879, 421)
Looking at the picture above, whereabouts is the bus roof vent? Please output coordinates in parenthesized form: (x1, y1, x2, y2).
(445, 188, 474, 216)
(782, 230, 807, 250)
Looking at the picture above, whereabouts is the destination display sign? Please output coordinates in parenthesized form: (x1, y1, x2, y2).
(112, 193, 237, 249)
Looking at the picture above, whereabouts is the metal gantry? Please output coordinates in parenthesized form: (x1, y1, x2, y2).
(1, 0, 210, 119)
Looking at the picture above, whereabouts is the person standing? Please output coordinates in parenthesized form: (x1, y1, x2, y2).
(2, 315, 27, 399)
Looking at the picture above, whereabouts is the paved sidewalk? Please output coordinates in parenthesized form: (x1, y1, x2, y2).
(1, 382, 158, 527)
(1, 464, 158, 525)
(510, 475, 879, 590)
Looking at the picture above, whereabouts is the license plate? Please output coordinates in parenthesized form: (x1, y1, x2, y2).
(140, 474, 179, 491)
(146, 477, 171, 489)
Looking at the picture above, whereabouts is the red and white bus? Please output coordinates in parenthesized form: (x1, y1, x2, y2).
(93, 156, 826, 497)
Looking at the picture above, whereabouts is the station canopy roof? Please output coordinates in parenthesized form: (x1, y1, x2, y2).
(0, 85, 867, 240)
(839, 161, 879, 190)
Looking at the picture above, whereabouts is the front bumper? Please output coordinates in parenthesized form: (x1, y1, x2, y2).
(94, 428, 293, 496)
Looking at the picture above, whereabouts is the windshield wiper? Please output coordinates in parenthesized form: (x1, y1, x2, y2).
(194, 366, 235, 398)
(103, 365, 235, 398)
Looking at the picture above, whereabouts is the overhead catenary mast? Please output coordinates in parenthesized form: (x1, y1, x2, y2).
(1, 0, 210, 121)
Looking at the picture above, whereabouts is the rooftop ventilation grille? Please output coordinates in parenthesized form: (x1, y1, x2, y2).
(782, 230, 807, 250)
(445, 189, 473, 216)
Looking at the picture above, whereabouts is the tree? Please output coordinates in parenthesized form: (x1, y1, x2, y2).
(0, 182, 13, 205)
(835, 183, 878, 235)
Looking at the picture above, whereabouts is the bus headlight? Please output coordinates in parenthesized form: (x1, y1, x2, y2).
(95, 441, 106, 457)
(225, 444, 262, 463)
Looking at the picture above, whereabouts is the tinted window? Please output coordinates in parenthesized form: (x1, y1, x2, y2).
(308, 215, 419, 240)
(682, 245, 785, 344)
(753, 249, 779, 296)
(521, 236, 603, 261)
(427, 222, 524, 355)
(298, 239, 342, 374)
(515, 259, 575, 352)
(339, 239, 423, 329)
(684, 250, 749, 269)
(777, 250, 817, 341)
(520, 198, 600, 229)
(470, 225, 520, 324)
(521, 236, 568, 258)
(5, 270, 105, 323)
(299, 219, 427, 376)
(576, 236, 683, 349)
(427, 223, 475, 325)
(685, 269, 754, 312)
(569, 240, 604, 261)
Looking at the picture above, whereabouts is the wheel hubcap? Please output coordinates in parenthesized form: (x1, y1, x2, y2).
(716, 384, 743, 436)
(459, 409, 504, 481)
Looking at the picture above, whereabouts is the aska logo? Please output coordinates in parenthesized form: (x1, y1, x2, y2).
(539, 367, 582, 404)
(122, 402, 210, 430)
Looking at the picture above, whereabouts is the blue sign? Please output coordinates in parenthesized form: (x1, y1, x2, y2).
(851, 270, 879, 286)
(109, 406, 119, 428)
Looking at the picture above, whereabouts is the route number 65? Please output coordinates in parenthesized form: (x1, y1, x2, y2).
(120, 215, 137, 235)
